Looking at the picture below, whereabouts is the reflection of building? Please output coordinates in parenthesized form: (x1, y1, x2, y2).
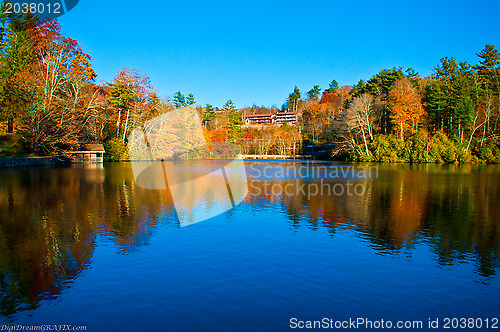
(244, 112, 296, 126)
(70, 144, 105, 163)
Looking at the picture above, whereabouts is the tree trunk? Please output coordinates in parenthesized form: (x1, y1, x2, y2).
(123, 108, 131, 142)
(360, 127, 370, 157)
(458, 123, 461, 144)
(7, 117, 13, 133)
(465, 113, 482, 155)
(481, 121, 486, 149)
(116, 109, 122, 136)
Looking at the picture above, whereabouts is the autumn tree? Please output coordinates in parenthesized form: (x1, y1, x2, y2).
(302, 102, 335, 142)
(254, 131, 274, 155)
(361, 67, 419, 133)
(108, 67, 153, 141)
(240, 132, 256, 154)
(273, 125, 300, 155)
(209, 128, 228, 143)
(388, 78, 425, 139)
(80, 84, 112, 143)
(10, 19, 96, 154)
(319, 90, 338, 104)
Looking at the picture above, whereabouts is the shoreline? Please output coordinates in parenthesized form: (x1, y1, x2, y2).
(0, 156, 70, 169)
(1, 155, 497, 170)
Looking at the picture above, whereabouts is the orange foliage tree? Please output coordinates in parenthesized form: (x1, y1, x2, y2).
(303, 101, 336, 141)
(12, 19, 96, 154)
(388, 78, 425, 139)
(240, 132, 256, 154)
(209, 129, 228, 142)
(273, 126, 300, 155)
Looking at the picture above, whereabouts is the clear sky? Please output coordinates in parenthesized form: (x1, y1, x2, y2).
(58, 0, 500, 108)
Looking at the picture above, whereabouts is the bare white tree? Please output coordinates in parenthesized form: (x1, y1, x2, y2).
(346, 93, 380, 156)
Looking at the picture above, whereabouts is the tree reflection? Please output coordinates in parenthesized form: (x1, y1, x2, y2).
(246, 163, 500, 278)
(0, 164, 173, 317)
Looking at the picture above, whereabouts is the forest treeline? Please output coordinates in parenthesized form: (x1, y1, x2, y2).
(1, 12, 499, 163)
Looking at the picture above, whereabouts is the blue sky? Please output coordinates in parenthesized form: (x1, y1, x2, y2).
(59, 0, 500, 108)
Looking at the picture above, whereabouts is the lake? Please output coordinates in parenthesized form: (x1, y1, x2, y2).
(0, 161, 499, 331)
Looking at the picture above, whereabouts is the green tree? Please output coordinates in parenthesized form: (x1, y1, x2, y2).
(424, 79, 448, 132)
(475, 45, 500, 137)
(477, 44, 500, 70)
(223, 100, 241, 142)
(429, 58, 481, 143)
(307, 85, 321, 101)
(0, 10, 36, 133)
(186, 93, 195, 105)
(202, 103, 216, 129)
(108, 82, 134, 137)
(350, 79, 366, 98)
(328, 79, 339, 93)
(284, 86, 301, 112)
(173, 91, 186, 109)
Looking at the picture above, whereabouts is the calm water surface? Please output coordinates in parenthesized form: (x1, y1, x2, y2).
(0, 161, 499, 331)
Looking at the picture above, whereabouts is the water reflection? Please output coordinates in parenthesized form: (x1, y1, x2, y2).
(246, 162, 500, 278)
(0, 162, 499, 318)
(0, 164, 174, 316)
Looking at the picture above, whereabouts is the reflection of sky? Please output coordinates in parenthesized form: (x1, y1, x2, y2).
(9, 200, 500, 331)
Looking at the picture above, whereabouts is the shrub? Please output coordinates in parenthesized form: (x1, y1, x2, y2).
(347, 131, 467, 164)
(104, 138, 129, 161)
(404, 131, 431, 163)
(428, 131, 458, 163)
(349, 147, 373, 162)
(477, 137, 500, 163)
(370, 134, 405, 162)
